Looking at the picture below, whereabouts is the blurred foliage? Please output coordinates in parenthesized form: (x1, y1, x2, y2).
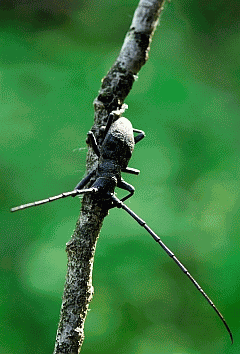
(1, 0, 240, 353)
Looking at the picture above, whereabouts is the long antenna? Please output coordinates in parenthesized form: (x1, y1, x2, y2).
(111, 195, 233, 343)
(10, 187, 97, 212)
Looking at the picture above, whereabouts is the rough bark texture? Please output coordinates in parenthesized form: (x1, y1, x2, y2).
(53, 1, 166, 353)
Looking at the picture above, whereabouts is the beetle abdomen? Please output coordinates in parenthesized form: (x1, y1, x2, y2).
(101, 117, 134, 169)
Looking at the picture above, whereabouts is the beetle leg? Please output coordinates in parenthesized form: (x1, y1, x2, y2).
(117, 178, 135, 203)
(121, 167, 140, 175)
(103, 112, 114, 139)
(74, 169, 96, 190)
(87, 131, 100, 157)
(133, 128, 145, 144)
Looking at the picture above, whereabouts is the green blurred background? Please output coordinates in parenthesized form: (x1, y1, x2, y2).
(1, 0, 240, 353)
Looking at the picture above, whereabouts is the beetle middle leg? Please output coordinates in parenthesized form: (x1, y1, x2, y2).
(117, 178, 135, 203)
(74, 169, 96, 190)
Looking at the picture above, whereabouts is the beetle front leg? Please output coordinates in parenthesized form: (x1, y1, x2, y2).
(102, 112, 114, 139)
(87, 131, 100, 157)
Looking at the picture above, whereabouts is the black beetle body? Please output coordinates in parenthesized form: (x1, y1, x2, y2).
(92, 117, 135, 196)
(82, 115, 145, 202)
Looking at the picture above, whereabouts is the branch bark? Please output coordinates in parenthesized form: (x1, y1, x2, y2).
(53, 1, 166, 353)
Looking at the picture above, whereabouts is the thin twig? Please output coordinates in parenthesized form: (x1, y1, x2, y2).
(53, 1, 166, 353)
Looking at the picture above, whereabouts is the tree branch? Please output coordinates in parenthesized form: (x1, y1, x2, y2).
(53, 1, 166, 353)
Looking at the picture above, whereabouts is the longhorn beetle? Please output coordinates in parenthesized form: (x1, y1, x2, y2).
(11, 110, 233, 343)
